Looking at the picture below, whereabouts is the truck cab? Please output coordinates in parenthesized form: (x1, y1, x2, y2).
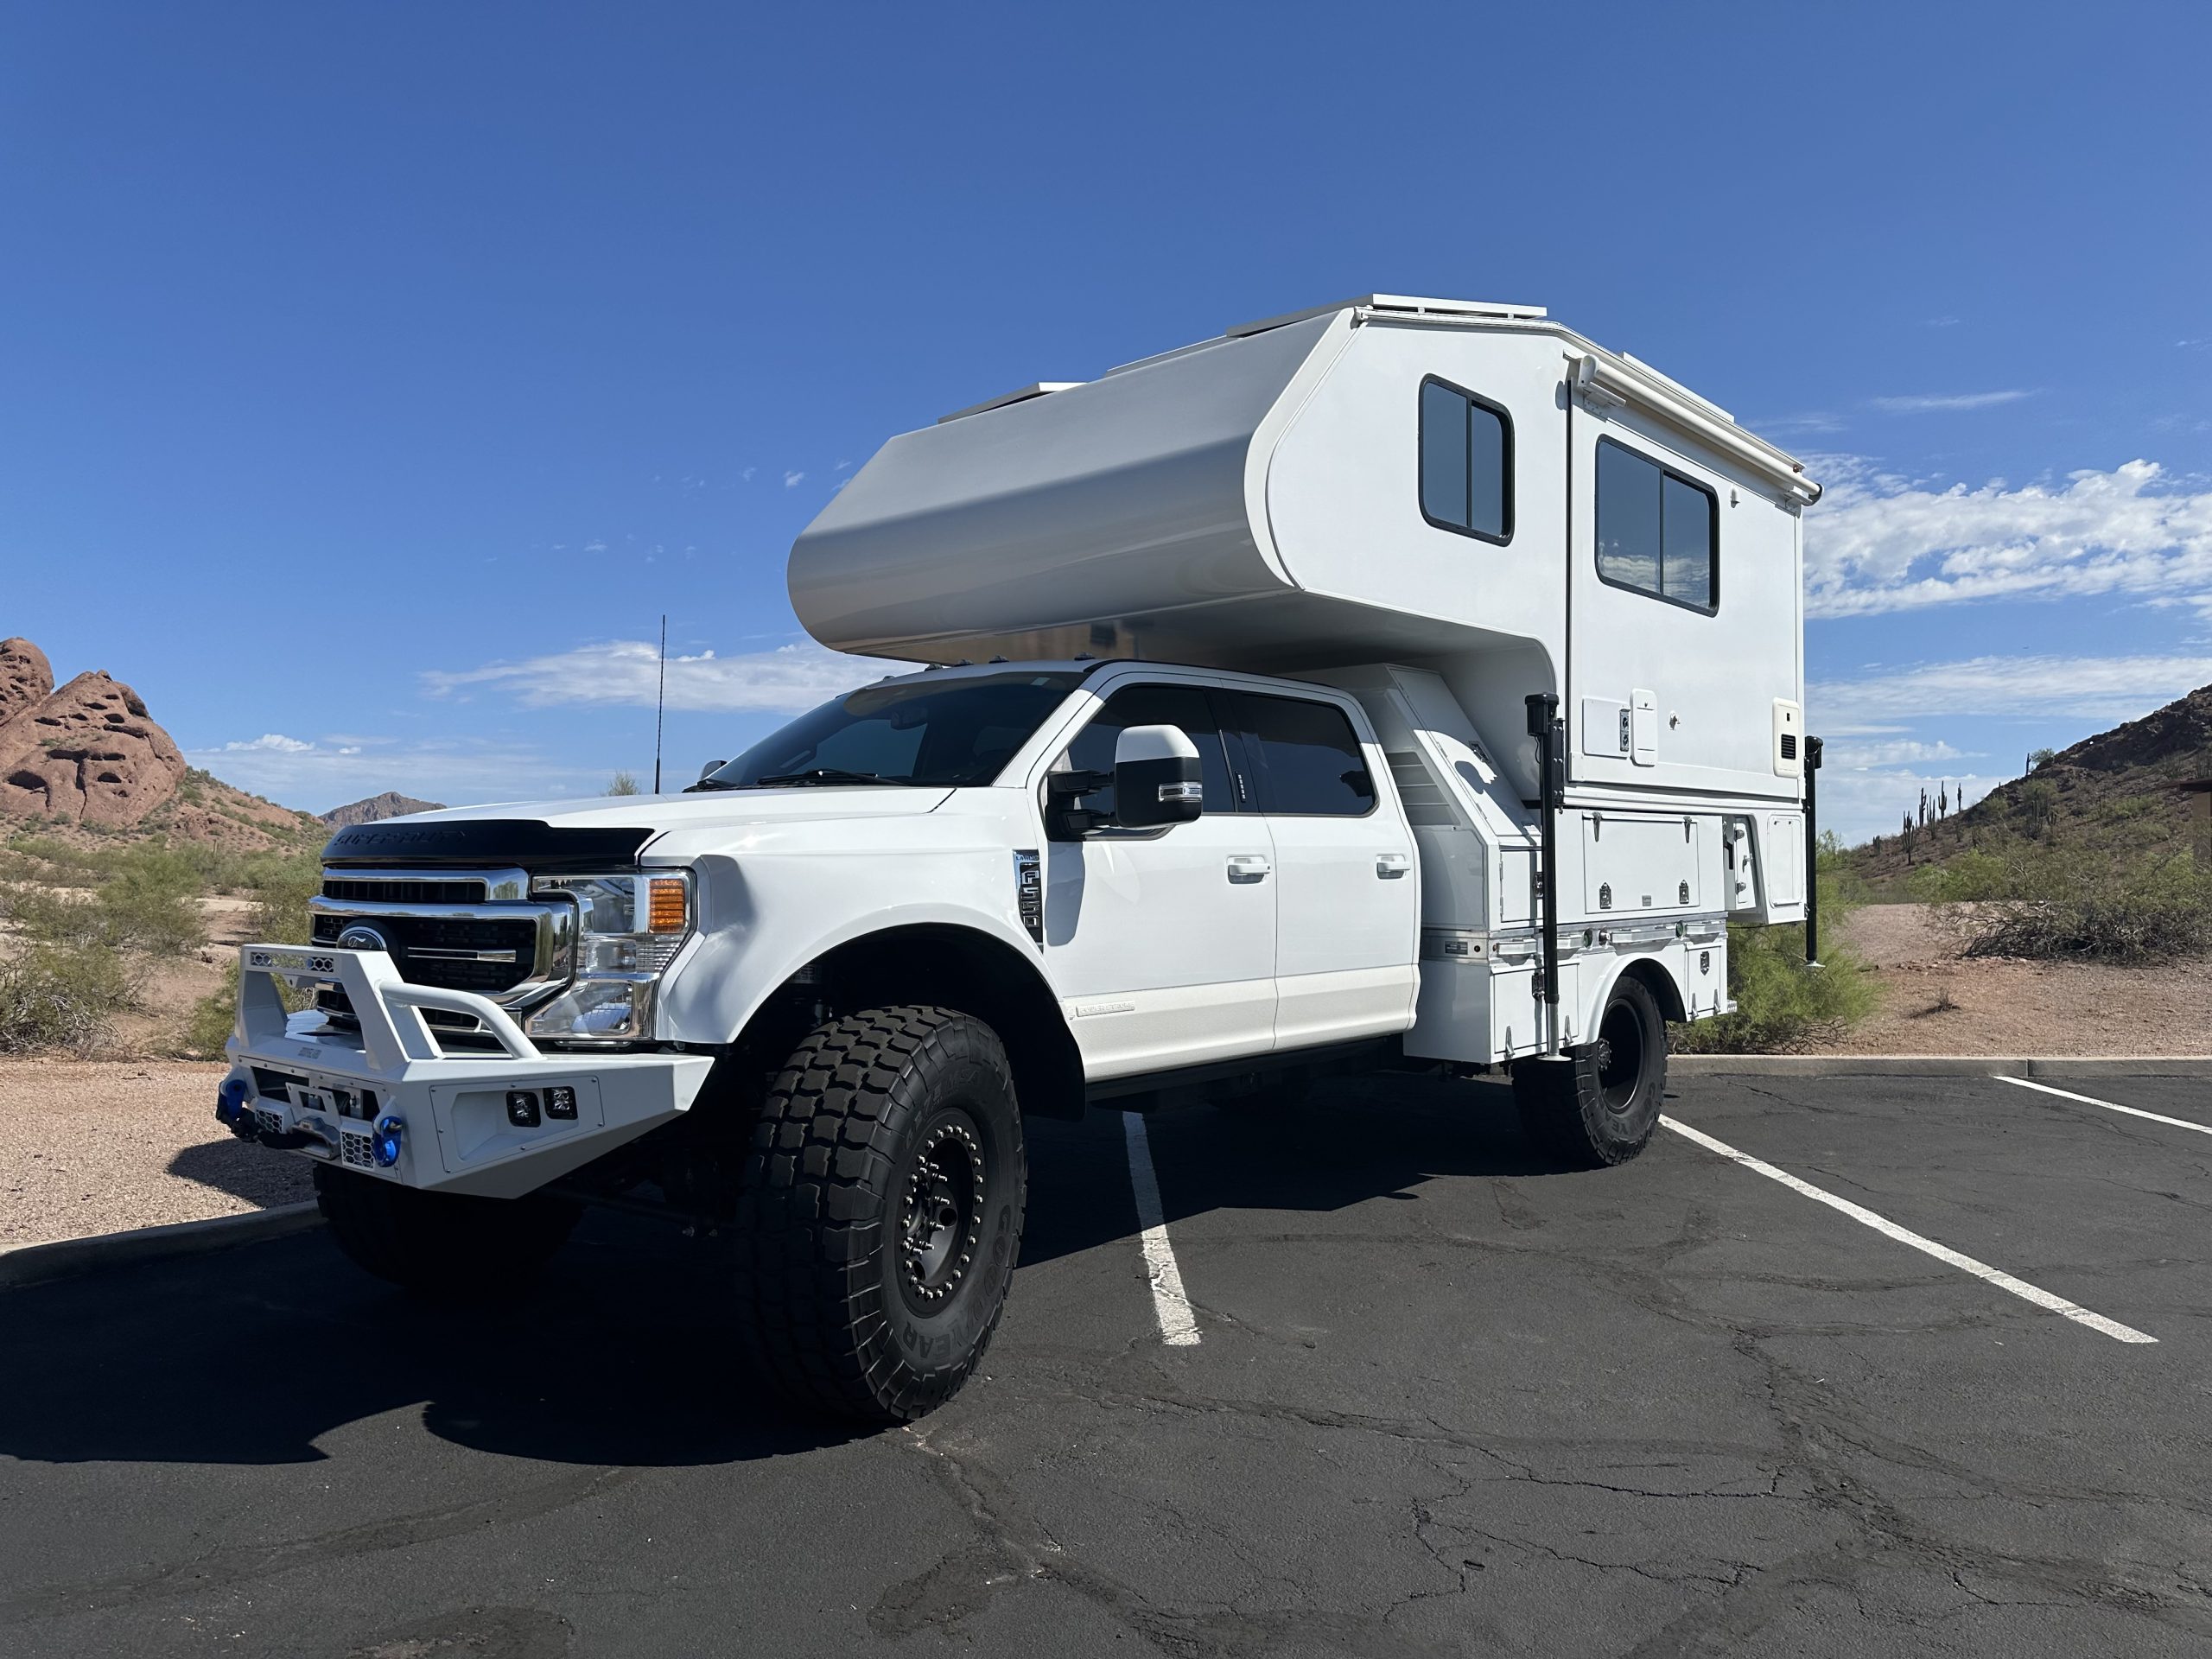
(221, 296, 1821, 1425)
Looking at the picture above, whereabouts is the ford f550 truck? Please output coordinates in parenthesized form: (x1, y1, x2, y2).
(221, 296, 1821, 1424)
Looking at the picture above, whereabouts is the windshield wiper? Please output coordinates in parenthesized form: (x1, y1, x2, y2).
(751, 767, 903, 787)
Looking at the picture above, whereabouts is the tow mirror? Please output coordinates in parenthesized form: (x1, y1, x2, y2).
(697, 760, 727, 782)
(1114, 724, 1204, 827)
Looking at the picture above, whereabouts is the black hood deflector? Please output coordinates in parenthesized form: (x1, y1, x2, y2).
(321, 819, 656, 872)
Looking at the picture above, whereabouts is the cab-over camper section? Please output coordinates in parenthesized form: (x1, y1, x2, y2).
(791, 294, 1821, 1070)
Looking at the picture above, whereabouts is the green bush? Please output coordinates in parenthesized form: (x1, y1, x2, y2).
(245, 846, 323, 944)
(1924, 842, 2212, 962)
(1672, 838, 1878, 1052)
(180, 962, 240, 1058)
(3, 845, 207, 956)
(0, 944, 138, 1054)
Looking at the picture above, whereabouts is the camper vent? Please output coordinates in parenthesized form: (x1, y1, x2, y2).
(1779, 733, 1797, 761)
(1386, 752, 1457, 827)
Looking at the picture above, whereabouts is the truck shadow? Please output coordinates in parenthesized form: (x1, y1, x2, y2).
(1020, 1071, 1560, 1268)
(0, 1072, 1575, 1471)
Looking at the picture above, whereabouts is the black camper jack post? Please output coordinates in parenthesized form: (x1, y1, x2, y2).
(1803, 734, 1824, 967)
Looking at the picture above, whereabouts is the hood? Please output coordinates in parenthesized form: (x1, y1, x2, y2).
(321, 787, 954, 868)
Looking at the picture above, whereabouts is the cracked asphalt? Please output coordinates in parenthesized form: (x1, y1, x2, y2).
(5, 1069, 2211, 1656)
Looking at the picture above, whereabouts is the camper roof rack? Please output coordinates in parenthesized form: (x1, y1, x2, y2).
(1226, 294, 1548, 339)
(938, 381, 1086, 425)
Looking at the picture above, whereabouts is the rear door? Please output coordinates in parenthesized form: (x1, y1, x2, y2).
(1221, 690, 1419, 1050)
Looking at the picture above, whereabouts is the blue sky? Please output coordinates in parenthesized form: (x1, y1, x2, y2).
(3, 2, 2207, 843)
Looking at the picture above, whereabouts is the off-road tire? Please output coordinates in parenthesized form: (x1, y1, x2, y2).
(1511, 973, 1667, 1167)
(313, 1165, 581, 1299)
(735, 1005, 1027, 1425)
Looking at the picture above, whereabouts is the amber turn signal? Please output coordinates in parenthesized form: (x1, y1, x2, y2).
(647, 877, 688, 933)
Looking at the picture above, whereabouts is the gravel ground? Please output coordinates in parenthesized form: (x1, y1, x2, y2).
(0, 1059, 310, 1248)
(1812, 904, 2212, 1056)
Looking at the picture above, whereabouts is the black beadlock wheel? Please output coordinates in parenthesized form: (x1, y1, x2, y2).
(1511, 973, 1668, 1167)
(312, 1165, 580, 1300)
(734, 1005, 1027, 1425)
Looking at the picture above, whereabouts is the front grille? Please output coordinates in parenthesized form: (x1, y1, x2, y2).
(312, 913, 538, 992)
(322, 876, 488, 905)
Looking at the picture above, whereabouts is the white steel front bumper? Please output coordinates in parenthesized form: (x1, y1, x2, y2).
(220, 944, 714, 1198)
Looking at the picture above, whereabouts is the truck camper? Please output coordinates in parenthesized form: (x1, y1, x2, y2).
(222, 296, 1821, 1424)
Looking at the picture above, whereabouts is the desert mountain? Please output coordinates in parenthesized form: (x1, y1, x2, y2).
(0, 634, 323, 850)
(1849, 680, 2212, 879)
(321, 791, 444, 827)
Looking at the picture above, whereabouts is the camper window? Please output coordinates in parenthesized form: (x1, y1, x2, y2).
(1419, 376, 1512, 544)
(1595, 438, 1719, 614)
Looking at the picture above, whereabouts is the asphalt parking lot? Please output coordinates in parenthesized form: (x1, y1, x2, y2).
(6, 1067, 2212, 1657)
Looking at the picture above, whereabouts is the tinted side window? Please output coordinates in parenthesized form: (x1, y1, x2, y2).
(1064, 683, 1238, 817)
(1230, 694, 1376, 817)
(1420, 376, 1511, 543)
(1595, 439, 1719, 613)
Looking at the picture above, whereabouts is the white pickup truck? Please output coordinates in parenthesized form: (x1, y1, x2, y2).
(222, 296, 1821, 1424)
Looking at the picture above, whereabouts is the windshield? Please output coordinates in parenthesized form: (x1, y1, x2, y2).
(698, 671, 1085, 789)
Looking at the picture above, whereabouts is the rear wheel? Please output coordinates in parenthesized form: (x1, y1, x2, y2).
(313, 1165, 580, 1299)
(1512, 973, 1667, 1166)
(734, 1005, 1027, 1424)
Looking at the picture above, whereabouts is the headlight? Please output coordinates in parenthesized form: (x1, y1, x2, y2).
(525, 871, 694, 1042)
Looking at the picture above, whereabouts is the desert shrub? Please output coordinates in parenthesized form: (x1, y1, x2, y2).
(2097, 793, 2161, 824)
(245, 845, 323, 944)
(0, 944, 137, 1054)
(4, 847, 207, 956)
(179, 962, 240, 1058)
(1673, 839, 1878, 1052)
(607, 771, 642, 796)
(1929, 843, 2212, 962)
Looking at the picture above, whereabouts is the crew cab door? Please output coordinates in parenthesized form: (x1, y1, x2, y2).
(1041, 681, 1277, 1079)
(1218, 690, 1420, 1048)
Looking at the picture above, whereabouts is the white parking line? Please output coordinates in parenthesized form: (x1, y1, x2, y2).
(1994, 1074, 2212, 1137)
(1122, 1111, 1200, 1346)
(1660, 1116, 2156, 1345)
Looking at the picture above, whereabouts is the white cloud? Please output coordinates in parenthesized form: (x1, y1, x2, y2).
(783, 470, 805, 488)
(1821, 737, 1969, 769)
(1869, 389, 2032, 413)
(221, 733, 315, 753)
(424, 637, 902, 715)
(1821, 765, 2005, 848)
(582, 539, 608, 554)
(741, 466, 757, 482)
(1806, 457, 2212, 618)
(1812, 652, 2212, 736)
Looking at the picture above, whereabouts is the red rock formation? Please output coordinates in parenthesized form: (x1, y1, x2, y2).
(0, 664, 188, 828)
(0, 636, 52, 722)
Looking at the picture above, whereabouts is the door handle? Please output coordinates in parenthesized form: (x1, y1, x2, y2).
(1376, 852, 1411, 879)
(1226, 854, 1272, 883)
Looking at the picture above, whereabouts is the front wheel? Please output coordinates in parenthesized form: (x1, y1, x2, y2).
(1511, 973, 1668, 1166)
(734, 1006, 1027, 1424)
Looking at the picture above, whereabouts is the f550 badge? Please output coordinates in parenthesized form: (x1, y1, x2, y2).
(1014, 849, 1042, 944)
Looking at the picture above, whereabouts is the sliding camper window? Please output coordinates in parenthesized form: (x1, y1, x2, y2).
(1419, 376, 1512, 544)
(1595, 438, 1719, 613)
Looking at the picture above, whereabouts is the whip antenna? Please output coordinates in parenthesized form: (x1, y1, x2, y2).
(653, 613, 666, 794)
